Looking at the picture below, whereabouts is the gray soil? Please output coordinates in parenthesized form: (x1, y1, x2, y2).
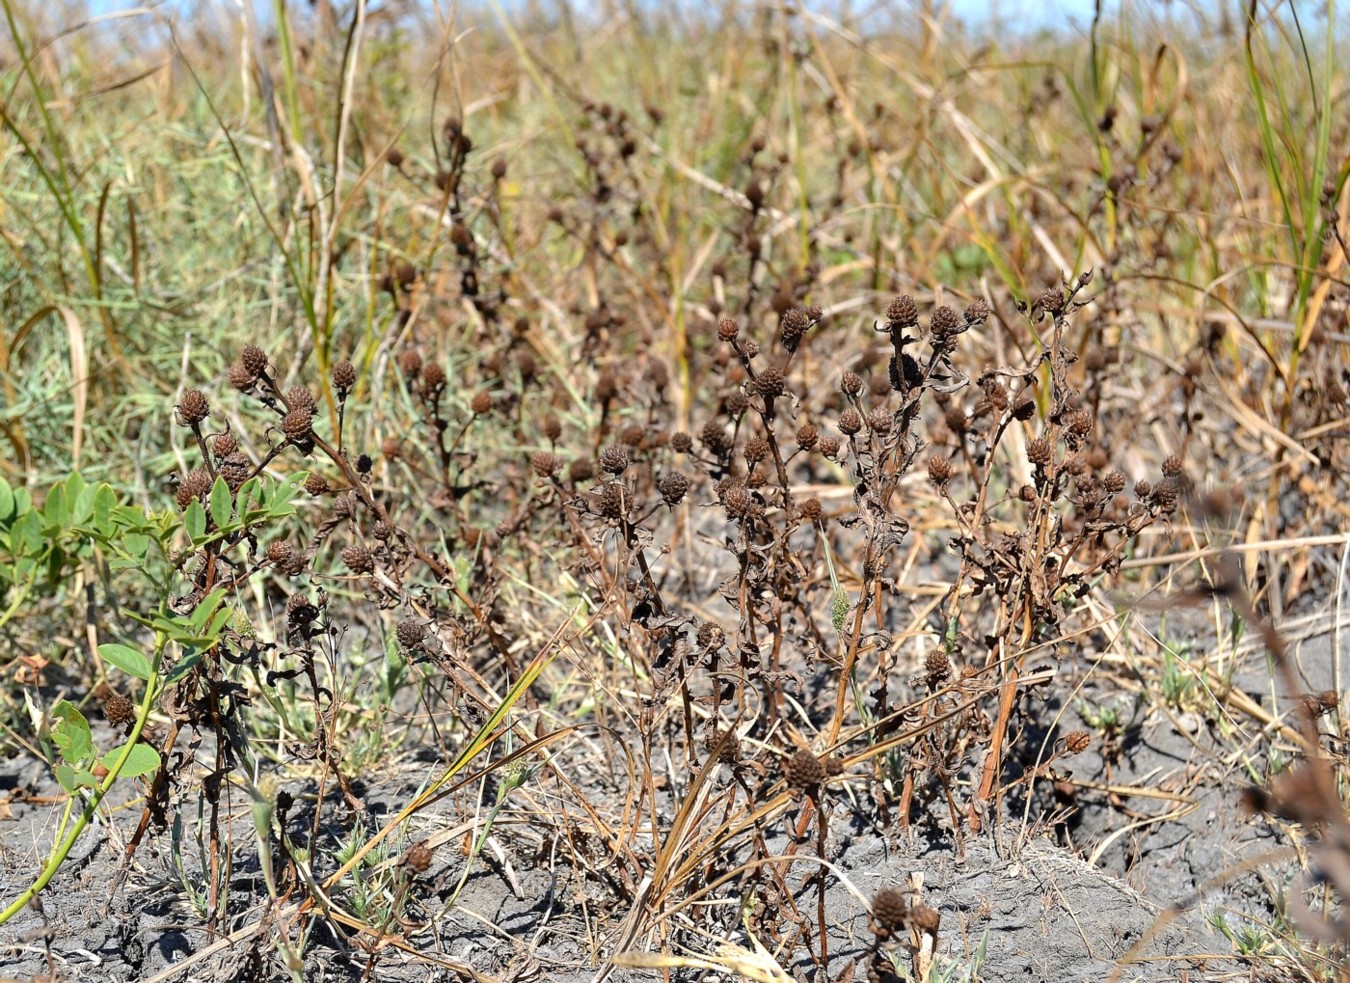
(2, 616, 1343, 982)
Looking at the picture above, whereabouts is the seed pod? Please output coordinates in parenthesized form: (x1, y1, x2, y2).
(176, 389, 209, 427)
(1063, 731, 1092, 755)
(838, 408, 862, 436)
(599, 445, 630, 475)
(658, 472, 689, 505)
(331, 360, 357, 394)
(396, 619, 425, 650)
(784, 748, 827, 791)
(240, 344, 268, 378)
(753, 367, 786, 399)
(401, 840, 434, 875)
(104, 694, 135, 726)
(885, 295, 918, 329)
(870, 888, 909, 938)
(281, 408, 314, 440)
(341, 544, 374, 573)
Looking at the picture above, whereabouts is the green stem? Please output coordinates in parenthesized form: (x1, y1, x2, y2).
(0, 638, 165, 927)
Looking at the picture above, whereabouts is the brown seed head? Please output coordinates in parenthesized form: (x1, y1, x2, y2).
(402, 841, 434, 875)
(396, 619, 425, 650)
(717, 318, 740, 342)
(568, 458, 595, 483)
(397, 349, 423, 378)
(871, 888, 909, 937)
(266, 541, 295, 567)
(471, 392, 492, 415)
(281, 408, 314, 440)
(929, 305, 962, 341)
(304, 473, 327, 496)
(1063, 731, 1092, 755)
(240, 344, 268, 378)
(796, 423, 819, 450)
(798, 497, 823, 523)
(541, 415, 562, 442)
(885, 295, 918, 329)
(671, 431, 693, 453)
(341, 544, 374, 573)
(785, 748, 827, 791)
(1027, 436, 1053, 467)
(780, 308, 810, 352)
(841, 370, 863, 396)
(332, 360, 357, 393)
(104, 694, 136, 726)
(658, 471, 689, 505)
(599, 445, 630, 475)
(925, 650, 951, 683)
(176, 389, 209, 427)
(421, 364, 447, 392)
(838, 408, 863, 436)
(531, 452, 562, 478)
(177, 469, 212, 511)
(697, 621, 726, 651)
(228, 363, 254, 391)
(212, 432, 238, 458)
(964, 298, 991, 324)
(753, 366, 786, 399)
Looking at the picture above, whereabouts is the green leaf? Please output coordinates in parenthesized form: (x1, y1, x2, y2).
(209, 477, 233, 530)
(54, 763, 97, 793)
(185, 501, 206, 543)
(92, 484, 117, 537)
(162, 648, 202, 685)
(188, 588, 228, 631)
(42, 484, 69, 532)
(50, 700, 93, 764)
(65, 472, 87, 517)
(123, 532, 150, 560)
(99, 643, 152, 681)
(0, 478, 13, 523)
(13, 486, 31, 516)
(101, 741, 161, 779)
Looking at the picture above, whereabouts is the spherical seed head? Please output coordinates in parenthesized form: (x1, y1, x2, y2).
(177, 469, 211, 510)
(705, 727, 741, 765)
(287, 593, 318, 624)
(1027, 436, 1053, 466)
(964, 298, 991, 324)
(798, 497, 823, 522)
(724, 391, 749, 415)
(385, 146, 404, 167)
(176, 389, 209, 427)
(286, 387, 315, 413)
(568, 457, 595, 483)
(742, 339, 761, 359)
(491, 157, 507, 179)
(599, 445, 630, 475)
(266, 541, 295, 566)
(871, 888, 909, 936)
(619, 423, 645, 448)
(701, 421, 732, 457)
(929, 305, 962, 340)
(838, 408, 862, 436)
(1018, 484, 1037, 502)
(925, 649, 951, 682)
(796, 423, 819, 450)
(228, 362, 255, 391)
(1134, 479, 1153, 498)
(717, 318, 740, 342)
(211, 433, 238, 459)
(1104, 470, 1127, 494)
(1034, 286, 1065, 315)
(372, 520, 393, 541)
(867, 408, 892, 435)
(927, 456, 953, 488)
(671, 431, 693, 453)
(658, 471, 689, 505)
(753, 366, 786, 399)
(531, 451, 562, 478)
(380, 437, 401, 460)
(396, 618, 425, 650)
(818, 436, 841, 458)
(592, 482, 626, 519)
(1013, 398, 1036, 421)
(744, 435, 769, 464)
(281, 408, 314, 440)
(886, 295, 918, 329)
(240, 344, 268, 378)
(397, 349, 423, 377)
(304, 473, 327, 496)
(402, 841, 434, 875)
(697, 621, 726, 651)
(1161, 454, 1184, 478)
(841, 370, 863, 396)
(332, 360, 357, 393)
(1064, 730, 1092, 755)
(471, 392, 492, 415)
(780, 308, 810, 352)
(541, 415, 563, 442)
(421, 364, 447, 392)
(104, 693, 135, 726)
(1068, 408, 1094, 437)
(721, 485, 760, 520)
(341, 544, 373, 573)
(785, 748, 827, 791)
